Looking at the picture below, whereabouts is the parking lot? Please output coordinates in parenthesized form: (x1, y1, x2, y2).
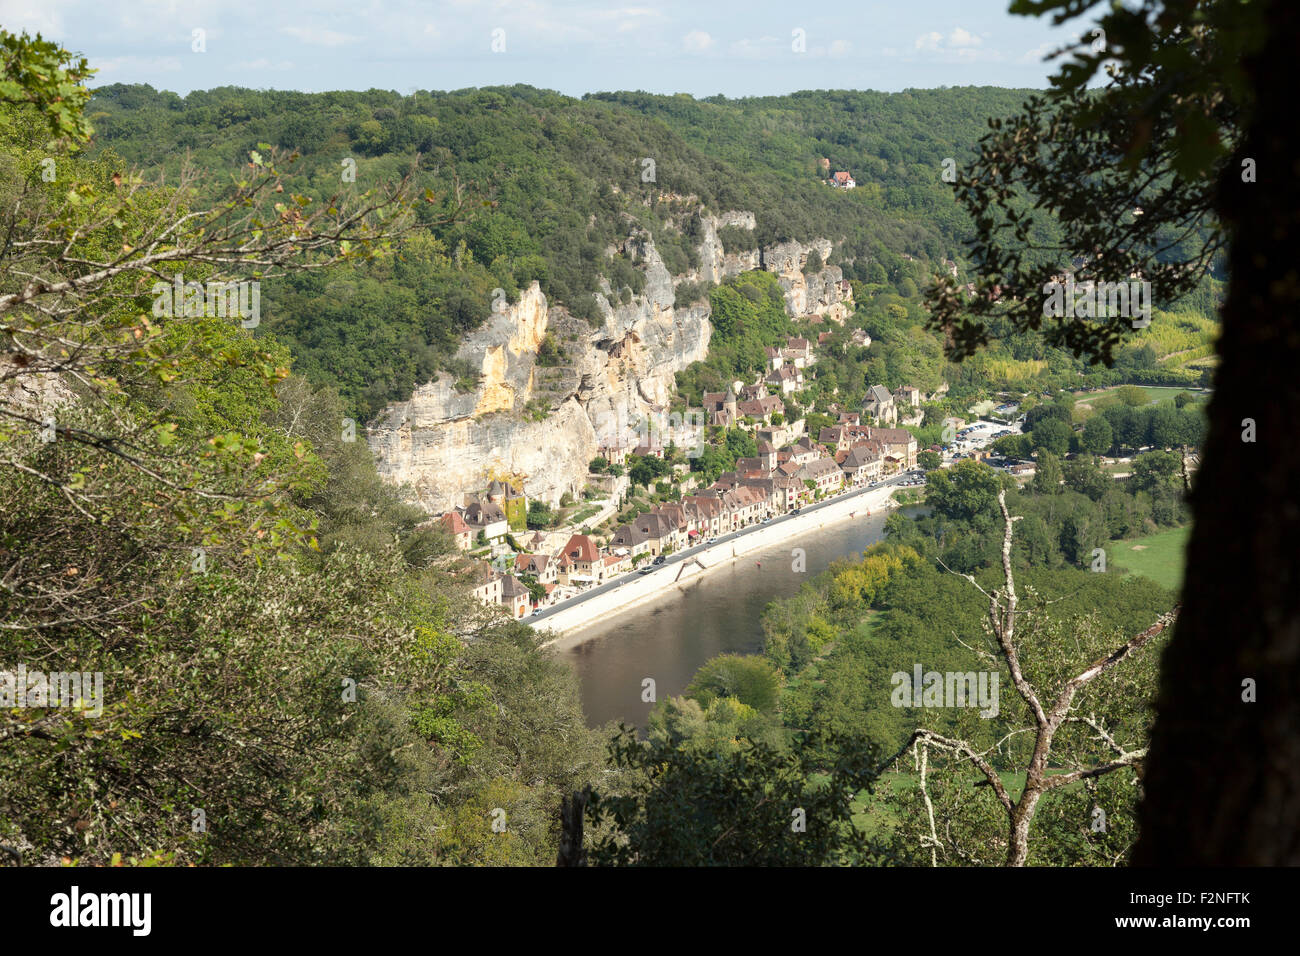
(945, 419, 1024, 463)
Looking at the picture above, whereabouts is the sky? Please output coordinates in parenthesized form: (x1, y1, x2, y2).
(0, 0, 1106, 97)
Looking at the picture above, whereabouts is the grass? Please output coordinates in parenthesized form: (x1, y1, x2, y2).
(1108, 524, 1191, 592)
(1073, 385, 1207, 422)
(567, 504, 602, 526)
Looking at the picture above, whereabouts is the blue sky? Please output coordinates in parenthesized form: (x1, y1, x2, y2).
(1, 0, 1105, 97)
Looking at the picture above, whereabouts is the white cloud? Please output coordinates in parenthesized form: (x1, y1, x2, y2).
(914, 31, 942, 52)
(281, 25, 355, 47)
(948, 27, 981, 48)
(0, 0, 65, 36)
(1020, 40, 1058, 62)
(682, 30, 714, 53)
(231, 58, 294, 72)
(94, 54, 182, 77)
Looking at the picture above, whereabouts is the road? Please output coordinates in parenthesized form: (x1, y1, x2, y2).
(529, 469, 920, 623)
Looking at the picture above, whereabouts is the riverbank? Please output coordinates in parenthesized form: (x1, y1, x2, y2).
(534, 481, 903, 646)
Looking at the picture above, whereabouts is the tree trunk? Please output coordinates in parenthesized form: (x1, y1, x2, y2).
(1133, 0, 1300, 864)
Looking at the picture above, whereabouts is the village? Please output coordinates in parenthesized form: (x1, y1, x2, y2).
(432, 328, 945, 620)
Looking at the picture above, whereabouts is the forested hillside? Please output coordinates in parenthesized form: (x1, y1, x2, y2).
(81, 84, 1038, 417)
(85, 84, 1217, 423)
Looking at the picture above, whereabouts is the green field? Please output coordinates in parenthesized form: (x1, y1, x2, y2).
(1109, 525, 1191, 592)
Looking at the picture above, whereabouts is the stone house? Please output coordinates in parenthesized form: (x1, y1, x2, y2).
(484, 480, 527, 531)
(682, 495, 727, 538)
(499, 574, 531, 618)
(556, 533, 601, 586)
(609, 522, 653, 559)
(863, 385, 898, 425)
(838, 443, 885, 485)
(462, 498, 509, 544)
(800, 456, 844, 496)
(702, 390, 738, 427)
(469, 561, 503, 607)
(439, 511, 473, 550)
(514, 552, 557, 585)
(788, 436, 822, 466)
(865, 427, 918, 469)
(736, 394, 785, 425)
(765, 366, 802, 396)
(597, 439, 630, 467)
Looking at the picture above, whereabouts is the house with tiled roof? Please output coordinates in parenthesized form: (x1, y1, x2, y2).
(702, 390, 738, 427)
(838, 443, 885, 486)
(819, 426, 849, 453)
(597, 552, 630, 581)
(556, 534, 601, 586)
(649, 505, 690, 552)
(468, 561, 503, 607)
(862, 426, 918, 469)
(736, 394, 785, 424)
(462, 498, 508, 543)
(514, 552, 557, 584)
(786, 335, 813, 363)
(832, 171, 856, 188)
(720, 485, 767, 530)
(765, 366, 802, 396)
(789, 436, 821, 466)
(739, 476, 781, 514)
(800, 456, 844, 496)
(499, 574, 531, 618)
(609, 522, 652, 559)
(773, 474, 805, 511)
(439, 511, 473, 550)
(628, 511, 675, 556)
(683, 495, 727, 538)
(863, 385, 898, 425)
(597, 438, 631, 467)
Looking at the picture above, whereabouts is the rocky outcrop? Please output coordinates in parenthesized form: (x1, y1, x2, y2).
(367, 212, 853, 514)
(695, 211, 760, 283)
(762, 238, 854, 324)
(697, 218, 853, 322)
(368, 235, 712, 512)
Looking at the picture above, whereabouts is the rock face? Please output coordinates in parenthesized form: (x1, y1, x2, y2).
(695, 211, 760, 282)
(762, 238, 854, 324)
(367, 212, 854, 513)
(696, 215, 853, 321)
(368, 235, 712, 512)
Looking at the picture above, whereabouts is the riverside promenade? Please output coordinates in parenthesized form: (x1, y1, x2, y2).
(531, 473, 912, 643)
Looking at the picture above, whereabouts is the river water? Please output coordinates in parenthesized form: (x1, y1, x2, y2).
(553, 506, 924, 730)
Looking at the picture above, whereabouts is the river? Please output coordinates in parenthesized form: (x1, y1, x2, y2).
(552, 506, 925, 729)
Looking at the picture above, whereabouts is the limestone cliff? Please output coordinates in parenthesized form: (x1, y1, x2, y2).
(367, 213, 854, 513)
(368, 234, 710, 512)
